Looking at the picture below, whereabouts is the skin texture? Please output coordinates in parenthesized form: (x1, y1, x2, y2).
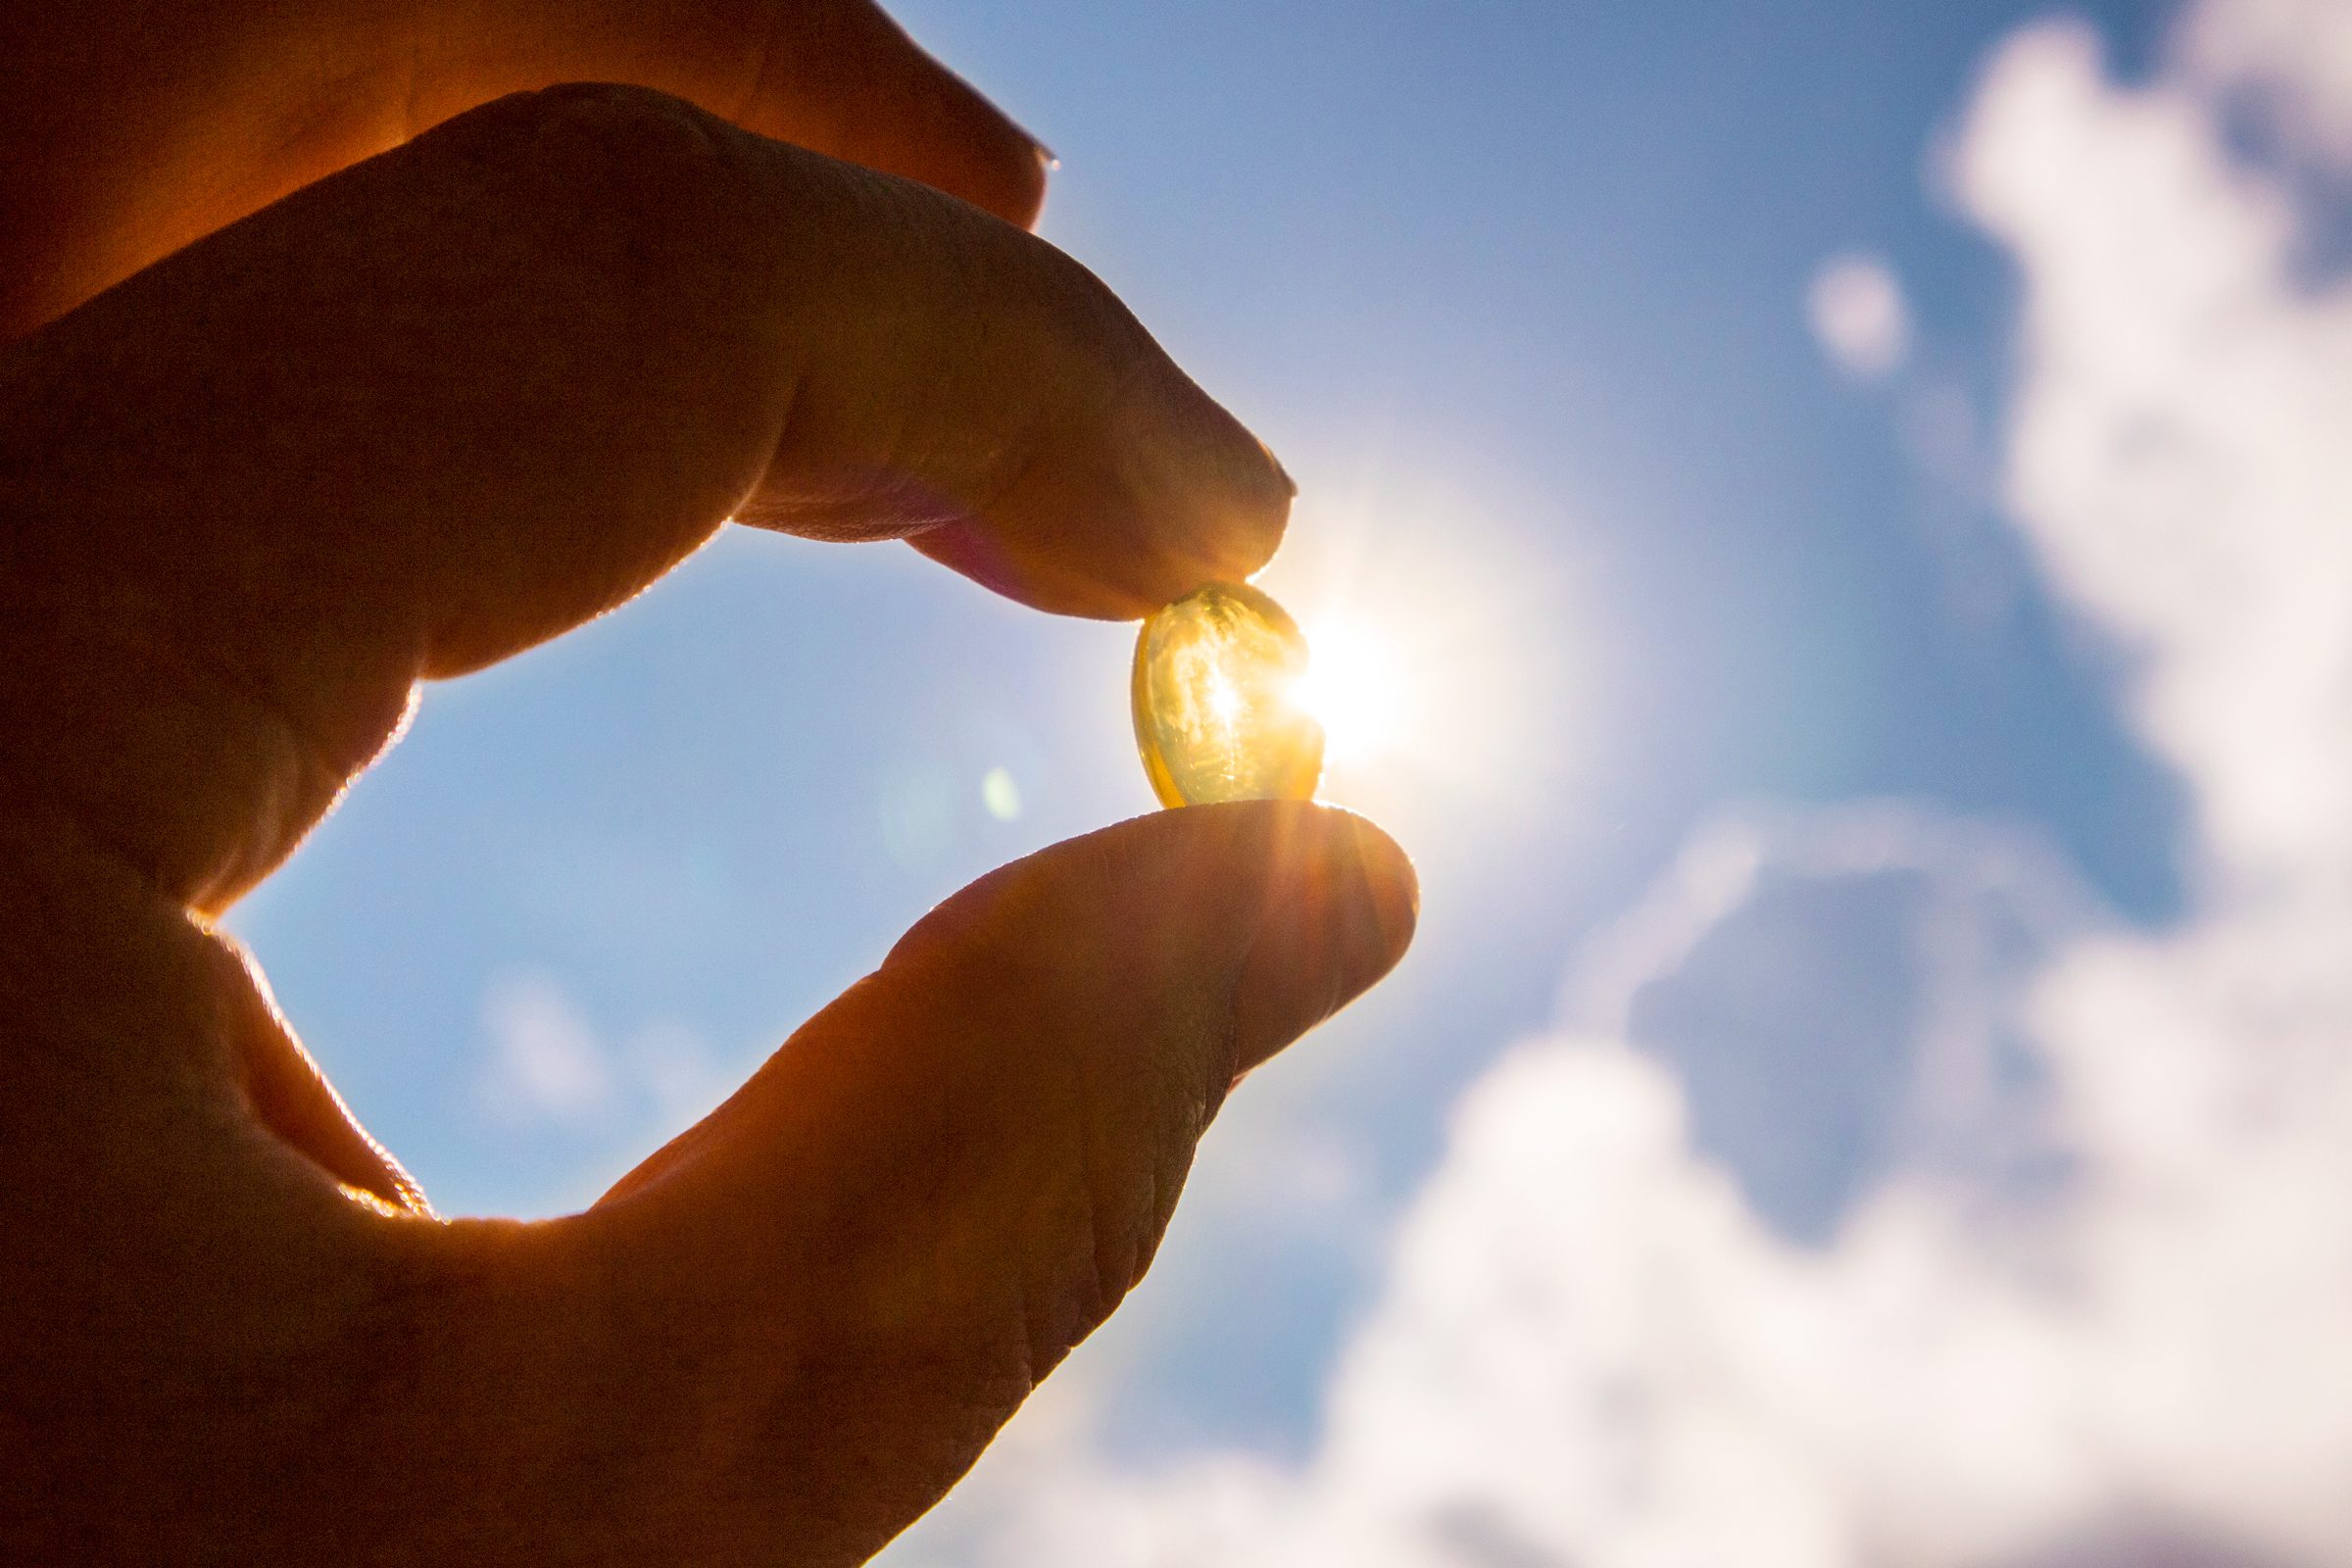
(0, 6, 1417, 1564)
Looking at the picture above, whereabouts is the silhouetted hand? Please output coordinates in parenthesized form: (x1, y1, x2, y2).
(0, 5, 1416, 1562)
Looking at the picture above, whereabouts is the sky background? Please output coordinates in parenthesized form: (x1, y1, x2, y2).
(225, 1, 2352, 1563)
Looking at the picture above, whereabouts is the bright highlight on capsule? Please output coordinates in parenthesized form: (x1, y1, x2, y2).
(1132, 582, 1325, 808)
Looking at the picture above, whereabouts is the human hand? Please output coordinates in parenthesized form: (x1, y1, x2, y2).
(0, 7, 1416, 1563)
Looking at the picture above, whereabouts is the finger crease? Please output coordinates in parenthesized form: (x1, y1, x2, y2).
(0, 584, 360, 893)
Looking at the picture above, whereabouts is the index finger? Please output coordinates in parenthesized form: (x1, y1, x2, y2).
(0, 85, 1289, 910)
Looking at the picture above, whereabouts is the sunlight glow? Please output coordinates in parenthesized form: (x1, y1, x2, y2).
(1288, 617, 1406, 765)
(1250, 467, 1585, 826)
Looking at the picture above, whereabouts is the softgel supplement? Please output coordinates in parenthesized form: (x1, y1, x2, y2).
(1132, 582, 1324, 808)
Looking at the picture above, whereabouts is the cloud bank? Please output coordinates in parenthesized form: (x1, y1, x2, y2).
(892, 6, 2352, 1564)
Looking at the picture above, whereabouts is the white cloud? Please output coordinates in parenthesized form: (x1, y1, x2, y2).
(1809, 253, 1914, 381)
(1955, 16, 2352, 888)
(914, 842, 2352, 1564)
(478, 970, 615, 1125)
(476, 970, 729, 1131)
(890, 6, 2352, 1565)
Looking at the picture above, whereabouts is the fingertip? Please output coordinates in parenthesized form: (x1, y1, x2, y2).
(1262, 437, 1300, 501)
(909, 86, 1051, 229)
(1336, 808, 1421, 966)
(1225, 804, 1417, 1073)
(999, 134, 1054, 232)
(802, 1, 1054, 228)
(906, 368, 1297, 621)
(919, 799, 1415, 1076)
(879, 800, 1412, 1024)
(1105, 355, 1300, 615)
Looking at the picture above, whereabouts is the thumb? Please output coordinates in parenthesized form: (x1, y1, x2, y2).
(488, 803, 1415, 1563)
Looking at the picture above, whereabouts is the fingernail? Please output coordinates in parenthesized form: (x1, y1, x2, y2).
(1229, 810, 1418, 1075)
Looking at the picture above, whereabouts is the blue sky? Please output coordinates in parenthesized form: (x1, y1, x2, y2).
(226, 1, 2352, 1561)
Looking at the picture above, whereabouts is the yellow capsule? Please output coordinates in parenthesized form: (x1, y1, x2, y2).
(1132, 581, 1325, 808)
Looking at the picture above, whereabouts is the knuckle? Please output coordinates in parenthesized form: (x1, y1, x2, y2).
(419, 85, 753, 259)
(434, 82, 727, 174)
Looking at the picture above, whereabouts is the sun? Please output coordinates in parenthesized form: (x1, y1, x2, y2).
(1247, 471, 1572, 817)
(1288, 615, 1407, 768)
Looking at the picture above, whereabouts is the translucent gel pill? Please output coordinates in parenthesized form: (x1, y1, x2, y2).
(1132, 581, 1325, 808)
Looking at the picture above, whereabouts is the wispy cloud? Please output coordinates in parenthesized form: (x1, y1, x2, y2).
(475, 970, 730, 1132)
(477, 971, 615, 1126)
